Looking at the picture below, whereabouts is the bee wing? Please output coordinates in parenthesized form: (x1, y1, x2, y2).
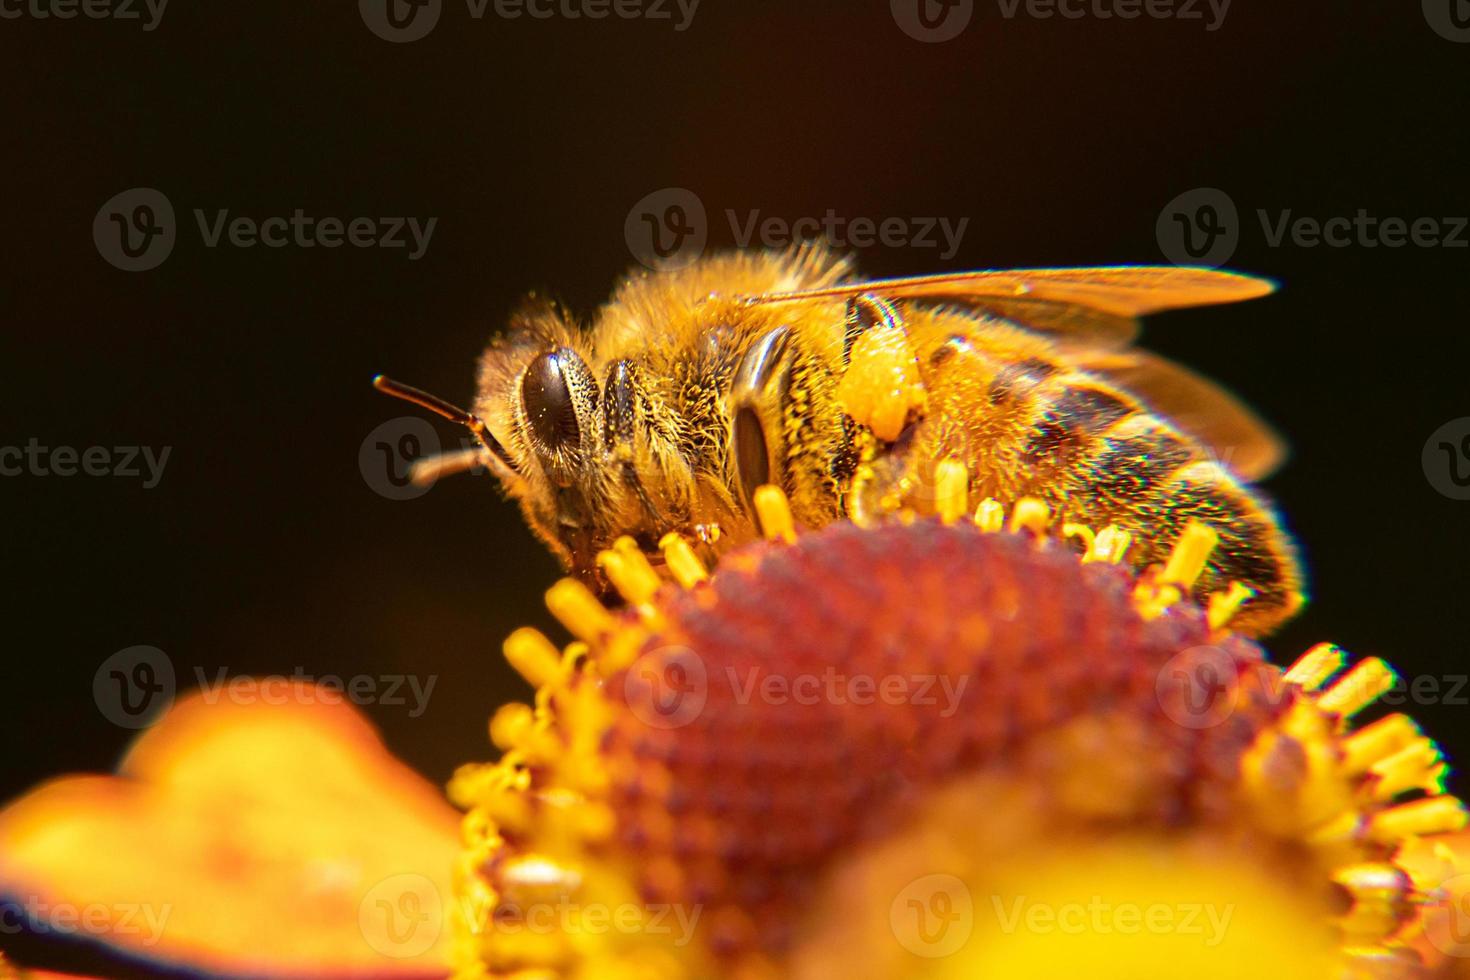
(1074, 348, 1287, 480)
(746, 266, 1276, 352)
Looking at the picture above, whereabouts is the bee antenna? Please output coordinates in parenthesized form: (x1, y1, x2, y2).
(372, 374, 518, 473)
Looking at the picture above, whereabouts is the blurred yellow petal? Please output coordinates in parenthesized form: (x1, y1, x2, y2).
(0, 682, 459, 978)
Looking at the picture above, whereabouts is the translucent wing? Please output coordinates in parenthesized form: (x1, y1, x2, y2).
(1074, 348, 1287, 480)
(744, 266, 1276, 351)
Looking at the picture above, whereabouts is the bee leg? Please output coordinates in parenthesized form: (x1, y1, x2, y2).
(602, 358, 667, 527)
(730, 326, 794, 507)
(835, 295, 927, 443)
(845, 422, 919, 525)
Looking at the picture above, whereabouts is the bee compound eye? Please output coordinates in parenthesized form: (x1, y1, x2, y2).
(521, 347, 596, 454)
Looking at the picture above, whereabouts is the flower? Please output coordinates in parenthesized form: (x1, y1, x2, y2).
(445, 488, 1470, 979)
(1, 490, 1466, 979)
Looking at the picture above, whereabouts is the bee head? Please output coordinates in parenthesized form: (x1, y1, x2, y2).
(467, 304, 631, 580)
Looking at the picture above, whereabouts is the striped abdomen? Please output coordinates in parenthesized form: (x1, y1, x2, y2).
(918, 333, 1303, 636)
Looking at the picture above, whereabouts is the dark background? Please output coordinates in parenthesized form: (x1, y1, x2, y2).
(3, 0, 1469, 970)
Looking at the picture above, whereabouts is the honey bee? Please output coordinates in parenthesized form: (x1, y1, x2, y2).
(376, 244, 1302, 635)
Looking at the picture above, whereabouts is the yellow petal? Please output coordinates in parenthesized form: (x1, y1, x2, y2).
(0, 682, 458, 977)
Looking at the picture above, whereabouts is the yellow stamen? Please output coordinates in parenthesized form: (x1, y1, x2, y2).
(1133, 581, 1182, 621)
(934, 457, 968, 525)
(544, 579, 616, 643)
(1086, 525, 1131, 564)
(1283, 643, 1345, 691)
(1319, 658, 1397, 717)
(1159, 521, 1219, 589)
(658, 532, 708, 588)
(1342, 714, 1421, 775)
(1207, 581, 1255, 630)
(596, 626, 647, 675)
(753, 485, 797, 544)
(1330, 863, 1411, 939)
(972, 497, 1005, 533)
(503, 627, 564, 690)
(489, 701, 535, 751)
(1007, 496, 1050, 535)
(1368, 740, 1445, 800)
(1061, 522, 1095, 553)
(1367, 796, 1469, 843)
(597, 538, 662, 605)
